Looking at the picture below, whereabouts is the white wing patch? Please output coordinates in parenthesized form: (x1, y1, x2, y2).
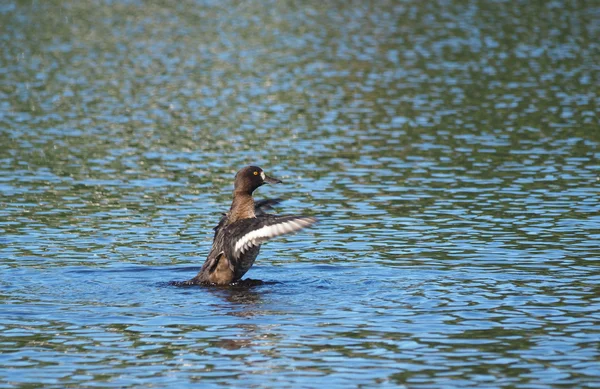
(234, 217, 316, 258)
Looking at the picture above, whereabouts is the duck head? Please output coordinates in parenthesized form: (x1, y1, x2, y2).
(234, 166, 282, 194)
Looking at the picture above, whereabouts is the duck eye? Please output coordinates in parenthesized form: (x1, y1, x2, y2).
(253, 171, 259, 176)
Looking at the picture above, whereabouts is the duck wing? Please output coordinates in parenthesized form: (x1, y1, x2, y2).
(254, 198, 284, 215)
(212, 215, 228, 241)
(212, 198, 284, 241)
(224, 215, 317, 261)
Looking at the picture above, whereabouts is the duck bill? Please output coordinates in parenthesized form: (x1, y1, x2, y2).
(264, 174, 283, 184)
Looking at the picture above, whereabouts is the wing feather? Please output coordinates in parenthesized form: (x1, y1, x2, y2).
(212, 198, 284, 241)
(226, 215, 317, 261)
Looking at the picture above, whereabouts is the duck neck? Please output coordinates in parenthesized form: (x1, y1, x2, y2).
(229, 191, 255, 223)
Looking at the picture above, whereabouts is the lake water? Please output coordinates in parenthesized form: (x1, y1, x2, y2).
(1, 0, 599, 388)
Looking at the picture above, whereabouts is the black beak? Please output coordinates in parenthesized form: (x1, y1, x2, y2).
(264, 174, 283, 184)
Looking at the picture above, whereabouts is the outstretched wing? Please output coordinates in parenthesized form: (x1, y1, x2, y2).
(212, 198, 284, 241)
(224, 215, 317, 261)
(254, 198, 284, 215)
(212, 215, 228, 241)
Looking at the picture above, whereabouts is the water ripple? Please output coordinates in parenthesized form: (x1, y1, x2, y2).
(1, 0, 600, 388)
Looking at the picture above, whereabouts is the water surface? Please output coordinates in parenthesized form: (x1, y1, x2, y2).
(1, 0, 599, 388)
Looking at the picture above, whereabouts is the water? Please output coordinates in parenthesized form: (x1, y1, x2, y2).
(1, 0, 599, 388)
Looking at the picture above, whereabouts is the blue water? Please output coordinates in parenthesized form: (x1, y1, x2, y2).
(1, 0, 599, 388)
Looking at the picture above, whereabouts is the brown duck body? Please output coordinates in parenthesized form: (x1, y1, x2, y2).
(189, 166, 316, 285)
(192, 193, 260, 284)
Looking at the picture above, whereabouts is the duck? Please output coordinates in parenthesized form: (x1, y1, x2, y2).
(188, 166, 317, 285)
